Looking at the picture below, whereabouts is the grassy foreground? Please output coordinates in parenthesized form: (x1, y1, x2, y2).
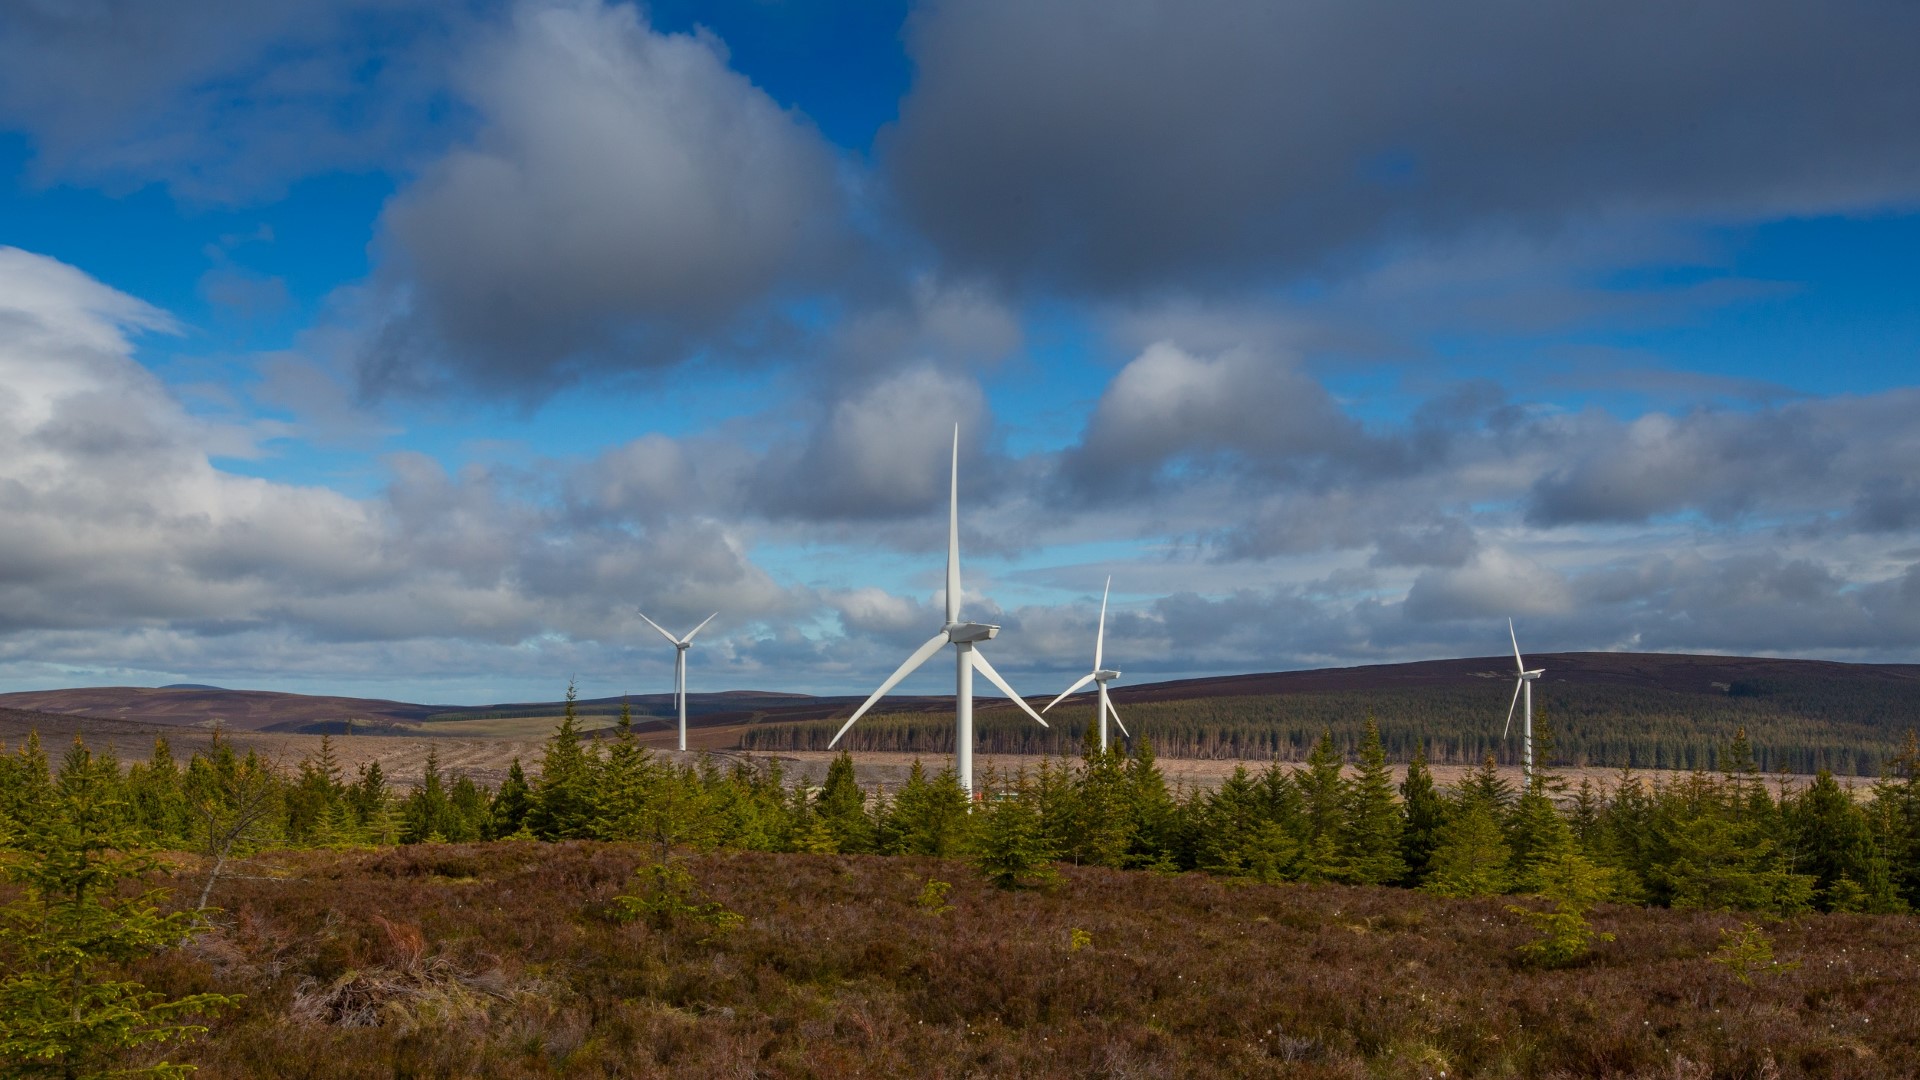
(136, 842, 1920, 1079)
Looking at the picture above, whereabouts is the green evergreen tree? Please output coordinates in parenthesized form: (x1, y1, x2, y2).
(447, 775, 490, 843)
(0, 754, 238, 1077)
(1294, 731, 1345, 882)
(1339, 719, 1404, 885)
(528, 681, 598, 841)
(1788, 770, 1904, 913)
(972, 770, 1059, 889)
(1510, 849, 1616, 967)
(1422, 789, 1512, 897)
(401, 746, 453, 844)
(1656, 770, 1809, 913)
(1506, 786, 1578, 894)
(815, 752, 874, 854)
(882, 762, 973, 857)
(1398, 748, 1446, 887)
(488, 760, 534, 839)
(1871, 731, 1920, 908)
(1121, 738, 1181, 871)
(1070, 726, 1132, 868)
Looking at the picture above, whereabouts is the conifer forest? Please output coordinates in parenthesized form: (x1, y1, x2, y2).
(3, 684, 1920, 1076)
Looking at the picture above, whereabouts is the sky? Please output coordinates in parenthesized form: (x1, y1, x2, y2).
(1, 0, 1918, 705)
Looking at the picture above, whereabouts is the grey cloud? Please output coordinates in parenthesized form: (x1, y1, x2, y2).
(887, 0, 1920, 292)
(750, 364, 989, 521)
(1061, 341, 1400, 496)
(1855, 477, 1920, 533)
(0, 0, 456, 199)
(1527, 392, 1920, 526)
(362, 0, 849, 396)
(1370, 520, 1480, 569)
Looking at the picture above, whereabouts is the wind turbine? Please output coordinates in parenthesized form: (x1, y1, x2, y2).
(637, 610, 717, 753)
(1503, 618, 1545, 783)
(1042, 576, 1129, 752)
(828, 425, 1049, 796)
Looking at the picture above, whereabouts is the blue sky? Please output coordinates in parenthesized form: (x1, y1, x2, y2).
(1, 0, 1917, 705)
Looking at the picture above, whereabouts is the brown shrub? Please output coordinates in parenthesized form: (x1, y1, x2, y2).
(124, 843, 1920, 1078)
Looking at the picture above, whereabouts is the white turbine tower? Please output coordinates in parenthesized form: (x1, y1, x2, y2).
(637, 610, 717, 753)
(1503, 618, 1546, 783)
(828, 425, 1049, 797)
(1042, 576, 1129, 752)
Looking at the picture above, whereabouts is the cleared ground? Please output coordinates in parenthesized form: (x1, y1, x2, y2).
(4, 707, 1835, 795)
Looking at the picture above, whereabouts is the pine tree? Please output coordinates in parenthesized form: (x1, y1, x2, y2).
(401, 746, 453, 844)
(1122, 739, 1181, 871)
(0, 752, 238, 1076)
(489, 760, 534, 839)
(882, 762, 973, 857)
(1422, 789, 1512, 897)
(529, 681, 598, 841)
(1340, 719, 1405, 886)
(1657, 770, 1811, 914)
(1071, 727, 1133, 867)
(815, 752, 874, 854)
(1295, 731, 1345, 882)
(1506, 786, 1577, 894)
(0, 734, 56, 837)
(1872, 731, 1920, 908)
(1788, 770, 1904, 913)
(972, 770, 1059, 889)
(1398, 748, 1446, 888)
(1194, 766, 1265, 877)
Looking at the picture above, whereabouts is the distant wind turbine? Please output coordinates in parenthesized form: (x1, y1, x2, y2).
(828, 425, 1049, 796)
(1503, 618, 1545, 782)
(637, 610, 718, 753)
(1042, 575, 1129, 752)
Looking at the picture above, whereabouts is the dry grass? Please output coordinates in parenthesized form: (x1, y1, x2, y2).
(136, 842, 1920, 1078)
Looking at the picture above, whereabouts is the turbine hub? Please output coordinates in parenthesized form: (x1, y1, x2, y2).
(947, 622, 999, 643)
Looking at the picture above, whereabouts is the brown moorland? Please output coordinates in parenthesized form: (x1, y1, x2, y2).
(135, 842, 1920, 1079)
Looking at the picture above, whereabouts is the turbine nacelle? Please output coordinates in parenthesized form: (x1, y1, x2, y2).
(946, 622, 999, 644)
(1093, 669, 1121, 682)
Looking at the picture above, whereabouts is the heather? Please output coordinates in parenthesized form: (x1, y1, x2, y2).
(69, 846, 1920, 1077)
(6, 686, 1920, 1074)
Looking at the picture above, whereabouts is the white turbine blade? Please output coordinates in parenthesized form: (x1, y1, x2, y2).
(1503, 677, 1523, 738)
(946, 424, 961, 625)
(827, 631, 949, 748)
(1107, 697, 1130, 739)
(1509, 617, 1524, 673)
(1094, 575, 1110, 670)
(1042, 671, 1098, 713)
(636, 610, 681, 647)
(969, 650, 1049, 728)
(680, 612, 718, 644)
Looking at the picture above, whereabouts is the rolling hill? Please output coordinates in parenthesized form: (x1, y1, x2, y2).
(5, 651, 1918, 775)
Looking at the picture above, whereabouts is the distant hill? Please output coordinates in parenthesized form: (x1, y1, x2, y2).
(741, 652, 1920, 777)
(6, 652, 1919, 774)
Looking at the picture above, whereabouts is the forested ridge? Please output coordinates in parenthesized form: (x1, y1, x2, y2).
(743, 669, 1920, 776)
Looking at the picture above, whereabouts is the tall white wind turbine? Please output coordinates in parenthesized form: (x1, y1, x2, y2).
(828, 425, 1049, 796)
(637, 610, 718, 753)
(1042, 576, 1129, 752)
(1503, 618, 1546, 782)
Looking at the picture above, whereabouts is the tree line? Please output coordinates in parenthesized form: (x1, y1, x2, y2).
(1, 686, 1916, 918)
(743, 678, 1918, 776)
